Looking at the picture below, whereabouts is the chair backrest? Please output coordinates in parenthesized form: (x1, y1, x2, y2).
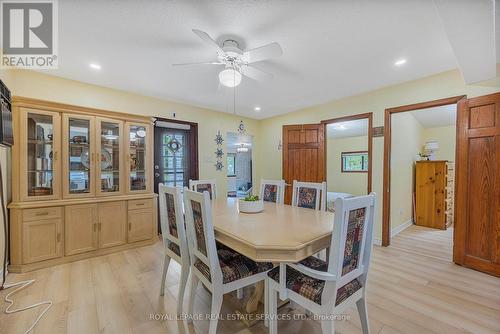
(158, 183, 189, 261)
(323, 193, 376, 305)
(291, 180, 327, 211)
(259, 179, 285, 204)
(183, 188, 223, 286)
(189, 179, 217, 199)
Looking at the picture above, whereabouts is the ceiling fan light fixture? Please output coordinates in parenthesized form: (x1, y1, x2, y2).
(219, 68, 242, 87)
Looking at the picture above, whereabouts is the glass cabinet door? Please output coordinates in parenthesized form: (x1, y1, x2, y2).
(126, 123, 150, 192)
(63, 114, 94, 198)
(22, 109, 61, 200)
(96, 119, 123, 196)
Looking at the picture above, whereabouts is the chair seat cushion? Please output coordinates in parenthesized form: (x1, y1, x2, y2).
(268, 256, 362, 305)
(167, 242, 181, 257)
(194, 244, 273, 284)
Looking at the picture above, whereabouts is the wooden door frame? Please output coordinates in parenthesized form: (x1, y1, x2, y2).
(321, 112, 373, 194)
(382, 95, 466, 247)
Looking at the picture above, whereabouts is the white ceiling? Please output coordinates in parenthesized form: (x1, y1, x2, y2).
(410, 104, 457, 128)
(327, 119, 368, 139)
(40, 0, 495, 119)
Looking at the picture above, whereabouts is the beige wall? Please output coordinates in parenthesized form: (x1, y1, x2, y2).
(390, 113, 423, 231)
(257, 67, 500, 241)
(1, 70, 262, 197)
(422, 126, 456, 161)
(327, 136, 368, 196)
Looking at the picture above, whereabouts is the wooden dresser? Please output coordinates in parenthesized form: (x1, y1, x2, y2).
(415, 160, 454, 230)
(8, 97, 157, 272)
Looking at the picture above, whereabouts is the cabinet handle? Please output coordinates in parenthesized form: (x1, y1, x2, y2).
(98, 222, 101, 231)
(35, 211, 49, 216)
(93, 223, 97, 232)
(91, 153, 95, 163)
(57, 232, 61, 242)
(135, 203, 145, 206)
(53, 151, 58, 161)
(128, 222, 131, 231)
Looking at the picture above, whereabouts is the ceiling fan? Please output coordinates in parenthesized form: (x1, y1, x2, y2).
(173, 29, 283, 87)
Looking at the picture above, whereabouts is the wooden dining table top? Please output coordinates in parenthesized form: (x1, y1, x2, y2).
(210, 198, 334, 263)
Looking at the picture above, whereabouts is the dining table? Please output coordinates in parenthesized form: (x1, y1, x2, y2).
(209, 197, 335, 320)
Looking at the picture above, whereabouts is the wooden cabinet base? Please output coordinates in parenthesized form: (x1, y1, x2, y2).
(8, 237, 158, 273)
(8, 194, 158, 273)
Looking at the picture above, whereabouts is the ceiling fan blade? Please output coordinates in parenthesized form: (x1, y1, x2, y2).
(172, 61, 223, 66)
(192, 29, 224, 54)
(243, 42, 283, 63)
(241, 65, 273, 81)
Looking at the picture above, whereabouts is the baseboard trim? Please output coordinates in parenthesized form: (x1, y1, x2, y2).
(373, 219, 414, 247)
(392, 219, 414, 238)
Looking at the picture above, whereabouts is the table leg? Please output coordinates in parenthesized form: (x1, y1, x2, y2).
(245, 281, 264, 313)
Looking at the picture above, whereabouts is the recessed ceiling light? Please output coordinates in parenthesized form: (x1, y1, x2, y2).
(394, 59, 407, 66)
(89, 63, 101, 70)
(254, 106, 261, 112)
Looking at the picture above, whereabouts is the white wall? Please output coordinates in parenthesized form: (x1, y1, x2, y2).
(422, 126, 456, 161)
(390, 112, 423, 231)
(327, 136, 368, 195)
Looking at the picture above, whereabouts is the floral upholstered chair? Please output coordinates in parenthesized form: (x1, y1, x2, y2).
(158, 184, 190, 314)
(259, 179, 286, 204)
(183, 189, 273, 334)
(189, 179, 217, 199)
(291, 180, 327, 211)
(267, 193, 376, 334)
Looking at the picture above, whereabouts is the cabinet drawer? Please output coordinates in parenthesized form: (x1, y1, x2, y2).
(128, 199, 152, 210)
(23, 207, 63, 222)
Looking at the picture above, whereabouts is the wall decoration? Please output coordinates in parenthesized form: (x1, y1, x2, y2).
(237, 120, 246, 134)
(372, 126, 384, 137)
(214, 131, 224, 171)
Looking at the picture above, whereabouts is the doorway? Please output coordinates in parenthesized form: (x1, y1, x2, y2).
(382, 96, 464, 247)
(226, 132, 253, 198)
(153, 118, 198, 230)
(388, 103, 457, 261)
(321, 113, 373, 212)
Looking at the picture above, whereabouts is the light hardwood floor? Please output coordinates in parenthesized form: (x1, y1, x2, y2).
(1, 225, 499, 334)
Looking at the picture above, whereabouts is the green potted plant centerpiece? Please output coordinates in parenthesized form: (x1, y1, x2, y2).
(238, 194, 264, 213)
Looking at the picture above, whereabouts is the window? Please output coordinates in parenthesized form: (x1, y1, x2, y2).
(341, 151, 369, 172)
(227, 153, 236, 176)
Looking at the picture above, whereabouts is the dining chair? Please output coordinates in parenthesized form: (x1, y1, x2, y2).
(291, 180, 327, 211)
(158, 183, 190, 314)
(189, 179, 217, 199)
(183, 189, 274, 334)
(267, 193, 376, 334)
(259, 179, 286, 204)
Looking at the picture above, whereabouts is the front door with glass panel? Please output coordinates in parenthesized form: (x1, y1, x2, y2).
(156, 128, 190, 188)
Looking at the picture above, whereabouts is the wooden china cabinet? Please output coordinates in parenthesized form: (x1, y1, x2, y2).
(8, 97, 157, 272)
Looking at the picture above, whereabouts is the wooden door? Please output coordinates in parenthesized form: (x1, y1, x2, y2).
(22, 218, 63, 264)
(455, 92, 500, 277)
(65, 204, 98, 255)
(415, 161, 446, 229)
(282, 124, 325, 204)
(98, 201, 127, 249)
